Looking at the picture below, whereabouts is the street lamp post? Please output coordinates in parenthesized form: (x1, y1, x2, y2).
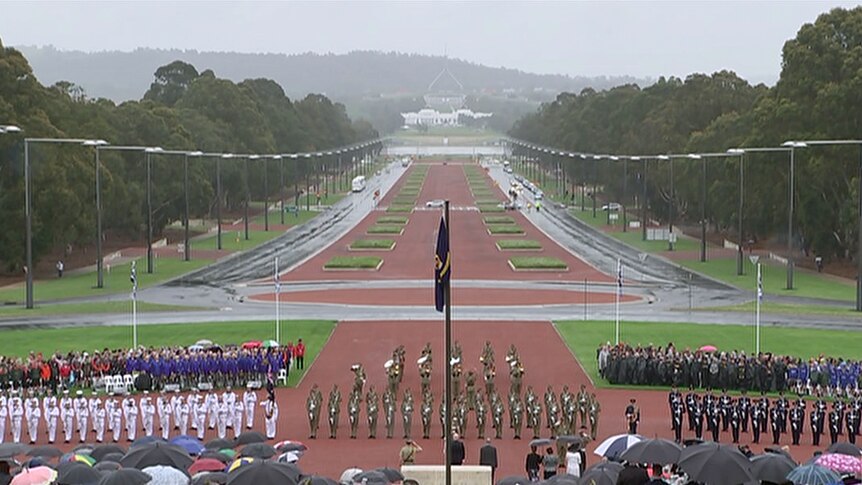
(592, 155, 600, 218)
(622, 157, 630, 232)
(641, 157, 649, 241)
(218, 154, 232, 250)
(144, 147, 163, 273)
(244, 155, 251, 241)
(606, 156, 619, 225)
(184, 151, 203, 261)
(727, 149, 746, 275)
(276, 155, 285, 225)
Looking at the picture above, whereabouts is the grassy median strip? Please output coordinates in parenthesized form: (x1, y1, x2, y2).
(377, 216, 409, 224)
(478, 204, 505, 213)
(509, 256, 567, 270)
(0, 301, 206, 319)
(484, 216, 516, 224)
(350, 239, 396, 250)
(367, 224, 404, 234)
(386, 205, 415, 213)
(488, 224, 525, 234)
(324, 256, 383, 269)
(496, 239, 542, 250)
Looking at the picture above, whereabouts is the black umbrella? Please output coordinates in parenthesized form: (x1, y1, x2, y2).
(226, 460, 300, 485)
(556, 435, 585, 446)
(57, 462, 103, 485)
(0, 443, 31, 457)
(131, 436, 166, 448)
(97, 468, 153, 485)
(91, 445, 127, 462)
(99, 453, 124, 464)
(750, 453, 797, 483)
(205, 439, 235, 451)
(530, 438, 553, 447)
(682, 438, 704, 447)
(239, 443, 276, 459)
(234, 432, 266, 446)
(276, 442, 308, 453)
(26, 445, 63, 459)
(199, 451, 232, 464)
(72, 444, 96, 455)
(352, 470, 389, 485)
(496, 476, 529, 485)
(826, 442, 861, 457)
(579, 462, 624, 485)
(375, 467, 404, 482)
(120, 441, 194, 473)
(678, 442, 754, 485)
(93, 461, 121, 472)
(299, 476, 338, 485)
(619, 438, 682, 465)
(543, 474, 578, 484)
(192, 471, 229, 485)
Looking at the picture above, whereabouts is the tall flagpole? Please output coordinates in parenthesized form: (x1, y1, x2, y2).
(755, 262, 762, 354)
(130, 261, 138, 348)
(275, 256, 281, 343)
(443, 200, 453, 485)
(615, 258, 622, 345)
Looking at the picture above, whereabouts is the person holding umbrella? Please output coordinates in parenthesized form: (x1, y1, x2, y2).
(542, 446, 559, 480)
(525, 445, 541, 481)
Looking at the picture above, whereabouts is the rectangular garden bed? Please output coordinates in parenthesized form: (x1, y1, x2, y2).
(508, 256, 568, 271)
(367, 224, 405, 234)
(487, 224, 525, 235)
(323, 256, 384, 270)
(484, 216, 516, 225)
(496, 239, 542, 251)
(349, 239, 396, 251)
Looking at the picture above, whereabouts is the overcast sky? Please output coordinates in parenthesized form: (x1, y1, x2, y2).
(1, 1, 857, 83)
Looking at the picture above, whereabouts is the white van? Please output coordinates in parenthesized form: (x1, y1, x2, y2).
(352, 175, 367, 192)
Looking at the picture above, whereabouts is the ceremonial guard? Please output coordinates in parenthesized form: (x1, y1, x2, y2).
(109, 399, 122, 443)
(480, 341, 494, 365)
(671, 397, 684, 443)
(307, 384, 322, 439)
(465, 370, 477, 410)
(810, 399, 824, 446)
(178, 398, 190, 437)
(707, 400, 720, 442)
(829, 403, 842, 444)
(75, 391, 90, 443)
(846, 404, 860, 445)
(454, 395, 467, 436)
(383, 389, 396, 439)
(401, 389, 414, 439)
(438, 398, 447, 439)
(790, 401, 805, 445)
(386, 360, 400, 396)
(366, 386, 379, 439)
(738, 391, 751, 433)
(193, 397, 208, 440)
(420, 391, 433, 439)
(757, 394, 770, 434)
(348, 390, 362, 439)
(10, 398, 23, 443)
(577, 385, 590, 430)
(141, 394, 155, 437)
(491, 393, 505, 439)
(243, 388, 257, 429)
(0, 395, 7, 444)
(509, 359, 524, 397)
(263, 396, 278, 440)
(685, 390, 698, 432)
(230, 398, 242, 439)
(543, 386, 556, 430)
(776, 392, 789, 434)
(475, 392, 487, 439)
(351, 364, 366, 395)
(25, 400, 40, 444)
(419, 358, 432, 396)
(156, 391, 167, 434)
(625, 398, 640, 435)
(88, 392, 100, 435)
(216, 397, 229, 439)
(328, 384, 341, 439)
(92, 400, 105, 443)
(452, 359, 463, 398)
(730, 399, 741, 444)
(511, 392, 524, 440)
(770, 405, 782, 445)
(560, 386, 575, 434)
(46, 399, 59, 444)
(484, 362, 496, 397)
(692, 397, 704, 440)
(719, 390, 732, 432)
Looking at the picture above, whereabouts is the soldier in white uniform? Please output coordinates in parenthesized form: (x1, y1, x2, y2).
(232, 399, 244, 439)
(93, 402, 106, 443)
(216, 398, 229, 439)
(223, 388, 237, 429)
(194, 398, 208, 440)
(171, 390, 182, 431)
(24, 391, 40, 421)
(243, 389, 257, 429)
(262, 397, 278, 440)
(74, 392, 89, 443)
(61, 399, 74, 443)
(156, 392, 167, 432)
(105, 396, 116, 434)
(159, 396, 173, 440)
(188, 390, 200, 431)
(110, 400, 123, 442)
(46, 399, 59, 444)
(25, 400, 41, 444)
(178, 397, 190, 436)
(41, 390, 57, 425)
(141, 394, 155, 437)
(88, 392, 100, 434)
(59, 390, 72, 416)
(205, 392, 218, 430)
(0, 393, 8, 444)
(123, 397, 138, 441)
(10, 398, 24, 443)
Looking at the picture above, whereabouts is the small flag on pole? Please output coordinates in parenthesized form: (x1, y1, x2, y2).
(274, 257, 281, 293)
(434, 216, 451, 312)
(130, 261, 138, 299)
(757, 265, 763, 302)
(616, 259, 623, 295)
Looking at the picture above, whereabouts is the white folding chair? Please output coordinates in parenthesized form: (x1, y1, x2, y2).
(277, 368, 288, 386)
(123, 374, 134, 392)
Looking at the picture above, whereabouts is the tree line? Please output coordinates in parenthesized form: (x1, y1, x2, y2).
(0, 41, 378, 272)
(509, 7, 862, 264)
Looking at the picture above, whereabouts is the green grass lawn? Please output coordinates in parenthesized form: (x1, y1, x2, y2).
(556, 320, 862, 385)
(694, 301, 861, 317)
(475, 198, 503, 206)
(487, 225, 525, 235)
(323, 256, 383, 269)
(377, 216, 409, 224)
(367, 224, 404, 235)
(251, 207, 326, 227)
(349, 239, 396, 250)
(0, 320, 335, 387)
(496, 240, 542, 250)
(509, 256, 567, 269)
(0, 301, 206, 318)
(198, 229, 283, 252)
(478, 205, 505, 213)
(484, 216, 516, 225)
(0, 258, 213, 305)
(612, 228, 699, 253)
(678, 258, 856, 301)
(386, 205, 414, 213)
(391, 197, 417, 205)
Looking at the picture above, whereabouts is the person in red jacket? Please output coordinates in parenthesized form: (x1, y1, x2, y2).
(295, 339, 305, 370)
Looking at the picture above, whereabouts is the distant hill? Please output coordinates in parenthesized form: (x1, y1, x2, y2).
(14, 46, 650, 132)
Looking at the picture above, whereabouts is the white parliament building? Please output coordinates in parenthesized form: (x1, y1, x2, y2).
(401, 67, 492, 127)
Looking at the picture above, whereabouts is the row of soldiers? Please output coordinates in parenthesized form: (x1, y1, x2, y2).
(305, 343, 601, 441)
(0, 387, 278, 444)
(669, 388, 862, 446)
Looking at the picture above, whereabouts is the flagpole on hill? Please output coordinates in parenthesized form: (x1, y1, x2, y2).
(274, 257, 281, 343)
(755, 262, 762, 354)
(615, 258, 622, 345)
(435, 200, 453, 485)
(130, 261, 138, 348)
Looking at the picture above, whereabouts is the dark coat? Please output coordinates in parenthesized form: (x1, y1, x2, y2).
(479, 444, 498, 469)
(450, 439, 465, 465)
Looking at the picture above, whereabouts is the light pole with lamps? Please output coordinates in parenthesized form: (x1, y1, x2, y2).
(184, 151, 204, 261)
(24, 137, 105, 308)
(780, 141, 806, 290)
(686, 152, 739, 262)
(592, 155, 600, 218)
(605, 156, 619, 225)
(144, 147, 164, 273)
(727, 149, 746, 275)
(786, 139, 862, 311)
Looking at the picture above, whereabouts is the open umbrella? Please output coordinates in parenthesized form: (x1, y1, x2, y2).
(91, 445, 127, 462)
(226, 461, 300, 485)
(191, 472, 228, 485)
(195, 339, 214, 346)
(97, 468, 152, 485)
(240, 443, 276, 459)
(826, 442, 861, 457)
(143, 465, 190, 485)
(374, 467, 404, 483)
(276, 452, 301, 464)
(241, 341, 262, 350)
(339, 468, 362, 484)
(228, 458, 256, 473)
(274, 441, 307, 454)
(72, 444, 95, 455)
(99, 453, 124, 464)
(543, 475, 578, 484)
(787, 463, 842, 485)
(131, 436, 166, 448)
(93, 461, 121, 472)
(60, 454, 96, 467)
(189, 345, 205, 352)
(351, 470, 388, 485)
(699, 345, 717, 352)
(751, 453, 797, 483)
(298, 477, 337, 485)
(199, 451, 231, 464)
(594, 434, 643, 460)
(234, 432, 266, 446)
(170, 436, 204, 456)
(205, 439, 234, 451)
(619, 438, 681, 465)
(496, 476, 528, 485)
(25, 446, 62, 459)
(190, 458, 229, 475)
(120, 442, 194, 473)
(678, 442, 753, 485)
(814, 453, 862, 474)
(261, 340, 279, 348)
(57, 462, 102, 485)
(529, 439, 553, 447)
(0, 443, 32, 458)
(10, 466, 57, 485)
(579, 462, 624, 485)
